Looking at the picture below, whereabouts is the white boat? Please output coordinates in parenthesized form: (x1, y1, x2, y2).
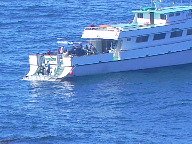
(23, 1, 192, 81)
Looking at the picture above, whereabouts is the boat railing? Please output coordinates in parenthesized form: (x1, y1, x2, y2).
(84, 24, 142, 32)
(84, 23, 157, 31)
(85, 27, 100, 30)
(84, 26, 119, 32)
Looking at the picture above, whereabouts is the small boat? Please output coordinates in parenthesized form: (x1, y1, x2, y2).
(23, 1, 192, 81)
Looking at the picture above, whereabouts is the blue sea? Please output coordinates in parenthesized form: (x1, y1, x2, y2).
(1, 0, 192, 143)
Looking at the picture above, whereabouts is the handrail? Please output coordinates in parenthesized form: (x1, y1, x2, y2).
(85, 27, 100, 30)
(84, 26, 118, 31)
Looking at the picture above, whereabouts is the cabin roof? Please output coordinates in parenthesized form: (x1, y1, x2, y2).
(132, 6, 192, 14)
(111, 23, 155, 31)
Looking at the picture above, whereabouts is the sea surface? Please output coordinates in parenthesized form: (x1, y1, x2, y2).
(1, 0, 192, 143)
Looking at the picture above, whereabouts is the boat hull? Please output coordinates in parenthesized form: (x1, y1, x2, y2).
(71, 49, 192, 77)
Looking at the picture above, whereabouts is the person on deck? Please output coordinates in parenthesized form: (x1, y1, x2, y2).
(47, 61, 51, 75)
(58, 47, 64, 54)
(90, 44, 97, 54)
(47, 50, 51, 55)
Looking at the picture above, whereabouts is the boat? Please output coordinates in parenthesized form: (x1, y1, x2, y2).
(23, 0, 192, 81)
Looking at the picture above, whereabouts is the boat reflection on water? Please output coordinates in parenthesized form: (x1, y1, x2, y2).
(28, 81, 75, 103)
(24, 81, 76, 121)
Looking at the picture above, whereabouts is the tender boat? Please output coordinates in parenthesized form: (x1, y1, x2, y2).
(23, 1, 192, 81)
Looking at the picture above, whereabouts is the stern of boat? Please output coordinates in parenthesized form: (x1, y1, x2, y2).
(23, 53, 74, 81)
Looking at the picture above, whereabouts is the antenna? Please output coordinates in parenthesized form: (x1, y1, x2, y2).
(173, 0, 175, 5)
(153, 0, 162, 10)
(151, 0, 155, 7)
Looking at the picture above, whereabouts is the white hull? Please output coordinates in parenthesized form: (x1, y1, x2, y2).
(72, 49, 192, 77)
(24, 4, 192, 81)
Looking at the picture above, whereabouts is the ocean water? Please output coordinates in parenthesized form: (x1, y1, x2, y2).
(1, 0, 192, 143)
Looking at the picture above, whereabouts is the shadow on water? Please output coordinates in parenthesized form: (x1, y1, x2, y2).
(26, 63, 192, 98)
(62, 63, 192, 84)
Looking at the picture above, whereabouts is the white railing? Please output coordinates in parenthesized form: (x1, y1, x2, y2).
(84, 26, 119, 32)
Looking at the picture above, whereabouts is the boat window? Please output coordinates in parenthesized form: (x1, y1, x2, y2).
(187, 28, 192, 35)
(170, 30, 183, 38)
(136, 35, 149, 43)
(175, 12, 180, 16)
(137, 13, 143, 18)
(153, 33, 166, 40)
(169, 13, 174, 17)
(127, 37, 131, 41)
(160, 14, 166, 20)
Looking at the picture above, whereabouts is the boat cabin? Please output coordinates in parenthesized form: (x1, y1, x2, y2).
(132, 6, 192, 25)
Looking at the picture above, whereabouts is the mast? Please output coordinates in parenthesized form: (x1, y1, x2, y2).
(151, 0, 154, 7)
(153, 0, 162, 10)
(173, 0, 175, 5)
